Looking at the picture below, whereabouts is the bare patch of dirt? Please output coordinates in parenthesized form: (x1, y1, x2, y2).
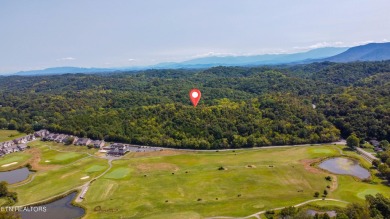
(329, 175, 338, 192)
(300, 158, 338, 191)
(300, 158, 323, 174)
(25, 148, 58, 171)
(135, 163, 180, 172)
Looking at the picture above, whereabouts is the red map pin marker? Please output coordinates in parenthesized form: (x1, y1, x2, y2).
(189, 89, 201, 107)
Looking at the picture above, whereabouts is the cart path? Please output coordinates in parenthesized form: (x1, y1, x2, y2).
(206, 198, 349, 219)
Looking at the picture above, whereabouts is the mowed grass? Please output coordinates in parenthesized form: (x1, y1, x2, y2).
(308, 200, 349, 208)
(0, 130, 24, 142)
(12, 157, 109, 205)
(0, 152, 32, 171)
(81, 146, 379, 219)
(38, 149, 87, 165)
(27, 140, 90, 165)
(28, 140, 99, 155)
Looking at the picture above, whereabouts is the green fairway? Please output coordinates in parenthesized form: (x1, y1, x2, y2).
(25, 140, 91, 165)
(0, 130, 25, 142)
(27, 140, 99, 154)
(11, 157, 109, 204)
(9, 145, 389, 218)
(0, 152, 32, 171)
(85, 165, 107, 173)
(308, 200, 349, 208)
(104, 167, 131, 179)
(78, 145, 390, 219)
(39, 149, 87, 165)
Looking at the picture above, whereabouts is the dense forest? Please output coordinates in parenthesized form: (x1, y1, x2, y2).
(0, 61, 389, 149)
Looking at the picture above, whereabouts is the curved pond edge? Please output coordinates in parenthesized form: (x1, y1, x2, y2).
(18, 189, 86, 219)
(312, 155, 372, 181)
(0, 166, 35, 185)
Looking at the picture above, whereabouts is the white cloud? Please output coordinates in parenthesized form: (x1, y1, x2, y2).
(56, 57, 75, 61)
(193, 51, 238, 58)
(293, 41, 345, 51)
(128, 58, 135, 61)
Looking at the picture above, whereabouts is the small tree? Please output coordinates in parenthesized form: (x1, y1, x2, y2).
(279, 206, 296, 218)
(323, 190, 328, 196)
(314, 192, 320, 197)
(0, 181, 8, 197)
(380, 140, 389, 150)
(323, 213, 331, 219)
(25, 163, 32, 170)
(372, 159, 380, 168)
(378, 163, 389, 175)
(64, 137, 75, 145)
(346, 133, 360, 149)
(325, 176, 332, 181)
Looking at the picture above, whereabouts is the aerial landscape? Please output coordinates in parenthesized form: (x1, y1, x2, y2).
(0, 1, 390, 219)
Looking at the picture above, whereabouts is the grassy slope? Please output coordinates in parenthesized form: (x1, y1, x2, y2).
(0, 130, 25, 143)
(0, 130, 33, 171)
(0, 153, 32, 171)
(80, 146, 390, 219)
(12, 157, 109, 204)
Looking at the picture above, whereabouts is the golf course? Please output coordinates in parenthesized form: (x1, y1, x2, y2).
(0, 130, 389, 218)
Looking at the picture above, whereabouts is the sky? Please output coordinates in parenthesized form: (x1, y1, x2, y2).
(1, 0, 390, 73)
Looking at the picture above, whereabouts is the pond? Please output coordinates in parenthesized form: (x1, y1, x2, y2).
(20, 192, 85, 219)
(0, 167, 32, 184)
(307, 209, 337, 217)
(318, 157, 370, 179)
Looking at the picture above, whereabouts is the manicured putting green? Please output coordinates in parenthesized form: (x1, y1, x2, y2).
(85, 165, 107, 173)
(104, 167, 130, 179)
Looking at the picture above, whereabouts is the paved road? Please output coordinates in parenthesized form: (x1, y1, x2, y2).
(206, 198, 349, 219)
(171, 140, 346, 153)
(75, 159, 113, 203)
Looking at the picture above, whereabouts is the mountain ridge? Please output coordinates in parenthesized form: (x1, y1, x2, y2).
(10, 42, 390, 76)
(323, 42, 390, 62)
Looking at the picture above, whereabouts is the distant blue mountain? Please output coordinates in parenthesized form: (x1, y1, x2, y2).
(12, 47, 352, 75)
(151, 47, 349, 68)
(14, 67, 119, 76)
(322, 42, 390, 62)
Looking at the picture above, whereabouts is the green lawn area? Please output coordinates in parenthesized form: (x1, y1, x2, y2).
(78, 145, 390, 219)
(0, 198, 9, 206)
(308, 200, 349, 208)
(27, 140, 99, 155)
(0, 152, 32, 171)
(9, 145, 389, 219)
(38, 147, 88, 165)
(11, 157, 109, 205)
(0, 130, 24, 142)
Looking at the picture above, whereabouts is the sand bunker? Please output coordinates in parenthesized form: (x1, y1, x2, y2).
(80, 176, 90, 180)
(45, 160, 51, 163)
(1, 162, 18, 167)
